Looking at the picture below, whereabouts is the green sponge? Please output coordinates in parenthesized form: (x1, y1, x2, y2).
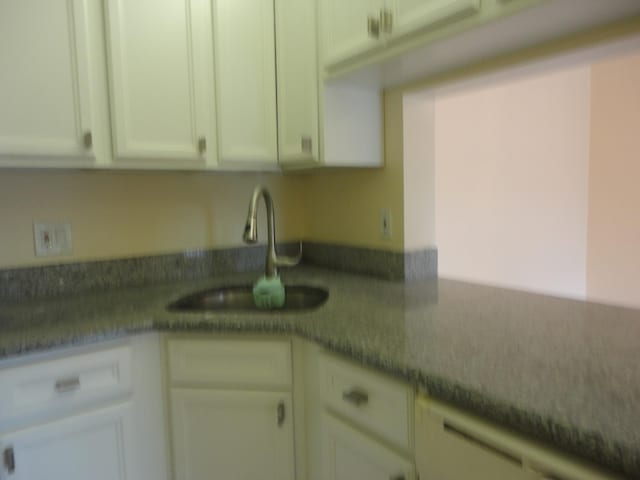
(253, 275, 286, 309)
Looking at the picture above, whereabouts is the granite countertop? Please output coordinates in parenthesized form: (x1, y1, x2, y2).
(0, 266, 639, 477)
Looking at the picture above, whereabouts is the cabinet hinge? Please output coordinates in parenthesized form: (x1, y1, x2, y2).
(3, 446, 15, 474)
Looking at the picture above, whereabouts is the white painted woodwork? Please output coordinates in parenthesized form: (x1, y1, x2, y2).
(321, 413, 415, 480)
(319, 353, 412, 449)
(0, 403, 137, 480)
(415, 397, 623, 480)
(321, 0, 386, 66)
(0, 0, 97, 165)
(167, 338, 292, 389)
(130, 333, 171, 480)
(104, 0, 215, 166)
(275, 0, 320, 165)
(322, 82, 383, 167)
(170, 389, 295, 480)
(0, 344, 132, 431)
(213, 0, 278, 166)
(390, 0, 481, 41)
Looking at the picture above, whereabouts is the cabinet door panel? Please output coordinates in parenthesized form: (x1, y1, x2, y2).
(322, 414, 414, 480)
(391, 0, 481, 40)
(0, 403, 136, 480)
(321, 0, 385, 67)
(171, 389, 294, 480)
(275, 0, 320, 165)
(213, 0, 278, 166)
(105, 0, 214, 164)
(0, 0, 93, 161)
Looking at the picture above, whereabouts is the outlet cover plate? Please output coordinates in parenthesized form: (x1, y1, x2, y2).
(33, 222, 72, 257)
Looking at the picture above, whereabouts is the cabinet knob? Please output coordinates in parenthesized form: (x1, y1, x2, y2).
(198, 137, 206, 154)
(342, 388, 369, 406)
(367, 16, 380, 38)
(380, 9, 393, 34)
(301, 136, 312, 154)
(277, 401, 285, 427)
(3, 447, 15, 474)
(83, 131, 92, 149)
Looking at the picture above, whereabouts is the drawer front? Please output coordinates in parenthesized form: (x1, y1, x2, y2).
(319, 353, 413, 450)
(167, 338, 292, 389)
(0, 345, 132, 428)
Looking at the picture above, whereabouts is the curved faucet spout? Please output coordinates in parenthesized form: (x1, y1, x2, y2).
(242, 185, 301, 278)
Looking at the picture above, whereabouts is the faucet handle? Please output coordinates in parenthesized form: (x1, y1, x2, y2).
(275, 241, 302, 268)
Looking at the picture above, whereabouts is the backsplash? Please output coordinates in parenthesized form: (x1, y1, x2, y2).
(0, 242, 437, 303)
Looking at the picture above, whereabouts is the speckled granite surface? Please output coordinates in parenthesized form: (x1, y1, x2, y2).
(0, 267, 638, 477)
(0, 243, 435, 303)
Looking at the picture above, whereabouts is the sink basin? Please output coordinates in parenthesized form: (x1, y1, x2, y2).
(168, 285, 329, 312)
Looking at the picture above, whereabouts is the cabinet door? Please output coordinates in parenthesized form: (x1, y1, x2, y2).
(275, 0, 320, 165)
(0, 0, 96, 165)
(213, 0, 278, 167)
(170, 389, 295, 480)
(0, 403, 136, 480)
(105, 0, 215, 166)
(322, 414, 414, 480)
(390, 0, 480, 40)
(321, 0, 386, 67)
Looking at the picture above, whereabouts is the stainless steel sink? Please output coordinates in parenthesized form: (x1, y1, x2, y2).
(168, 285, 329, 312)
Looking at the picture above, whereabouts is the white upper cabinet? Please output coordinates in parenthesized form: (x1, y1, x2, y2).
(321, 0, 481, 69)
(321, 0, 386, 67)
(391, 0, 481, 40)
(0, 0, 108, 167)
(104, 0, 216, 167)
(275, 0, 320, 166)
(212, 0, 278, 167)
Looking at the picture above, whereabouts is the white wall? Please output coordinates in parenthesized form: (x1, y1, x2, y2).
(587, 52, 640, 309)
(433, 65, 591, 298)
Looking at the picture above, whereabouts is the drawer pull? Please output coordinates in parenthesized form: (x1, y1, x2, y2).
(389, 476, 404, 480)
(54, 376, 81, 394)
(342, 388, 369, 407)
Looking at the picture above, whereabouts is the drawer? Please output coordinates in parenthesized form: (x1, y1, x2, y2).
(319, 353, 413, 450)
(0, 344, 132, 429)
(167, 338, 291, 389)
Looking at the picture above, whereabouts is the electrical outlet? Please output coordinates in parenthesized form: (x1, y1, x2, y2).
(380, 209, 392, 240)
(33, 222, 72, 257)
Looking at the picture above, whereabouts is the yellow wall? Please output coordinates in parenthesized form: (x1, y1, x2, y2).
(2, 19, 639, 270)
(587, 52, 640, 308)
(303, 90, 405, 252)
(0, 170, 305, 268)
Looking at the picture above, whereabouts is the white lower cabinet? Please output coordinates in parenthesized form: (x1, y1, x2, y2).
(166, 336, 296, 480)
(0, 403, 136, 480)
(317, 351, 415, 480)
(0, 334, 169, 480)
(170, 389, 294, 480)
(322, 414, 414, 480)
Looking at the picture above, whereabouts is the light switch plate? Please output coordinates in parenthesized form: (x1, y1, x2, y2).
(33, 222, 72, 257)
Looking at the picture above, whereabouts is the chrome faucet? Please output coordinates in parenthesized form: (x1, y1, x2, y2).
(242, 185, 301, 278)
